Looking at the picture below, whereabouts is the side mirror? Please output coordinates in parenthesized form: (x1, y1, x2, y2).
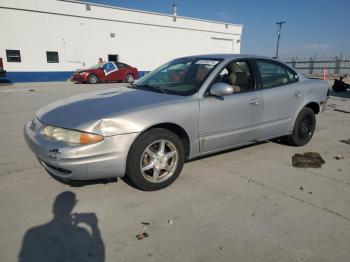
(209, 82, 234, 97)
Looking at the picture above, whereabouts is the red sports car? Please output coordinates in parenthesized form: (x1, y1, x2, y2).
(71, 62, 138, 84)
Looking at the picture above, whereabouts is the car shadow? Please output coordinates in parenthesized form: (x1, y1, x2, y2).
(329, 90, 350, 99)
(47, 140, 287, 188)
(18, 191, 105, 262)
(47, 172, 118, 187)
(187, 141, 268, 162)
(0, 79, 14, 86)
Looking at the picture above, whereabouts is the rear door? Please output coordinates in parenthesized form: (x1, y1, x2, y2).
(253, 59, 304, 139)
(199, 60, 263, 153)
(114, 62, 128, 81)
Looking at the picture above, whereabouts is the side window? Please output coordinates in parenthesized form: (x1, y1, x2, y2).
(102, 62, 117, 74)
(6, 50, 21, 62)
(287, 68, 298, 82)
(256, 60, 298, 88)
(215, 61, 252, 93)
(116, 62, 126, 68)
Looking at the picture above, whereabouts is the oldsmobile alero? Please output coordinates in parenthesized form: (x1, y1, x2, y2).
(24, 54, 329, 190)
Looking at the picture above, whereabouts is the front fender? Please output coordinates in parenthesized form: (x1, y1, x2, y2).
(86, 98, 201, 157)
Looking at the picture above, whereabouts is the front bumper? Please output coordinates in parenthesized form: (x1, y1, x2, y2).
(70, 73, 88, 82)
(24, 119, 138, 180)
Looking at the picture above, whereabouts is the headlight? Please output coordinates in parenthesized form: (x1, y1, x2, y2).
(43, 125, 104, 144)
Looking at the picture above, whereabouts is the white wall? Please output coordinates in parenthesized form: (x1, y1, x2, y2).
(0, 0, 242, 72)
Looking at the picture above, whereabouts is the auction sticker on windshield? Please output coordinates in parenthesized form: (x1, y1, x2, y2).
(195, 60, 220, 66)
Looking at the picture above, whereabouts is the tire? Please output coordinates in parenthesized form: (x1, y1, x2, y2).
(285, 107, 316, 146)
(126, 128, 185, 191)
(87, 74, 99, 84)
(125, 74, 134, 83)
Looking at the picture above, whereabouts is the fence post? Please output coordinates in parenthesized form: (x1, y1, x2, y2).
(292, 58, 296, 69)
(335, 56, 341, 75)
(309, 57, 314, 75)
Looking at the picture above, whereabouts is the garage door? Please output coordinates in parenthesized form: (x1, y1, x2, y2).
(210, 37, 234, 53)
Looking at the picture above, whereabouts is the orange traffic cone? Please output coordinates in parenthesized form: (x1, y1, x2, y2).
(322, 67, 326, 80)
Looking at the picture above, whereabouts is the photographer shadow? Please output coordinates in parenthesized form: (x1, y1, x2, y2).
(18, 191, 105, 262)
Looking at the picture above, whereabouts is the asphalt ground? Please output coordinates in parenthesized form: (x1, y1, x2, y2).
(0, 81, 349, 262)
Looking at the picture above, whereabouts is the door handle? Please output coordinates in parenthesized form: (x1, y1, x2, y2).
(294, 91, 302, 97)
(249, 99, 261, 106)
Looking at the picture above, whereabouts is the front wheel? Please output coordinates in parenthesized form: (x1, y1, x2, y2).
(87, 74, 99, 84)
(126, 128, 185, 191)
(285, 107, 316, 146)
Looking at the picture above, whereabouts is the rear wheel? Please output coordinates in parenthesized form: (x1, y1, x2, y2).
(285, 107, 316, 146)
(125, 74, 134, 83)
(88, 74, 99, 84)
(126, 128, 185, 191)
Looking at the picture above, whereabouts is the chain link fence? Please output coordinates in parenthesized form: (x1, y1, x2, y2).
(281, 56, 350, 77)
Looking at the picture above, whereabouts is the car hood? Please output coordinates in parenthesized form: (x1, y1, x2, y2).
(75, 69, 96, 74)
(36, 86, 185, 136)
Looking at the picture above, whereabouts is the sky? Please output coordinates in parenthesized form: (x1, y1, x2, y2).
(88, 0, 350, 59)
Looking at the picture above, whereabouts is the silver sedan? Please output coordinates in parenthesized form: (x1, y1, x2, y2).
(24, 54, 329, 190)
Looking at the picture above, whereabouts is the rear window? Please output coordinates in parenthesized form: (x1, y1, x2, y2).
(116, 62, 128, 68)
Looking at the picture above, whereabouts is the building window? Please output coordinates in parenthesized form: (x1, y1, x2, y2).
(108, 54, 119, 62)
(46, 51, 59, 63)
(6, 50, 21, 62)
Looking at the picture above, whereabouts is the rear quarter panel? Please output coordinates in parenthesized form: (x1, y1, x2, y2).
(132, 68, 139, 79)
(304, 78, 329, 105)
(290, 78, 329, 129)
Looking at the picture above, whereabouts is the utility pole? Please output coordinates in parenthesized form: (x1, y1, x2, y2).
(172, 3, 177, 22)
(275, 21, 286, 59)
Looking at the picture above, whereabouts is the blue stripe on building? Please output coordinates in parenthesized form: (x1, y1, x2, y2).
(2, 71, 73, 83)
(0, 71, 150, 83)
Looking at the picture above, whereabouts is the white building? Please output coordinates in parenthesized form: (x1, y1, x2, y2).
(0, 0, 243, 82)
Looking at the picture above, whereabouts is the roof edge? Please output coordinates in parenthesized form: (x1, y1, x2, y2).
(57, 0, 243, 28)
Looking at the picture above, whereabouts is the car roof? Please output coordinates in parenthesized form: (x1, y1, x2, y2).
(181, 54, 299, 73)
(184, 53, 277, 61)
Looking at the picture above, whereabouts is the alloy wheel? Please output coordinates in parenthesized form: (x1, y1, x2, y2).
(140, 139, 178, 183)
(89, 75, 98, 84)
(126, 74, 134, 83)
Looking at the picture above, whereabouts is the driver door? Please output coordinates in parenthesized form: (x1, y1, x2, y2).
(199, 60, 263, 153)
(102, 62, 119, 81)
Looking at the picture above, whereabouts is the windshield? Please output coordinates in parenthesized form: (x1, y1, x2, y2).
(133, 57, 223, 96)
(88, 64, 102, 69)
